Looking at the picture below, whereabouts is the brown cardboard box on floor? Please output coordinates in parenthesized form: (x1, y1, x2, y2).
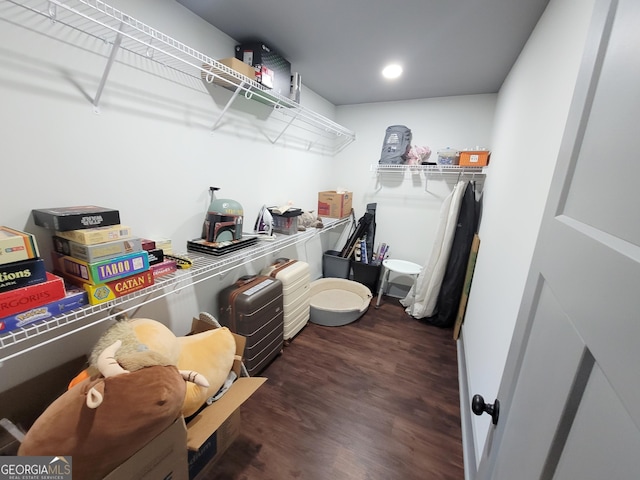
(185, 318, 267, 479)
(104, 418, 189, 480)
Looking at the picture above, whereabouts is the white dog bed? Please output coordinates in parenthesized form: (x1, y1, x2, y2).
(309, 278, 372, 326)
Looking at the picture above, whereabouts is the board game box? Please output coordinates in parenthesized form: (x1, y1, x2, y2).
(0, 284, 88, 334)
(0, 226, 40, 266)
(0, 272, 66, 319)
(53, 250, 149, 285)
(150, 259, 177, 279)
(53, 225, 132, 245)
(32, 206, 120, 231)
(81, 270, 155, 306)
(52, 236, 142, 264)
(0, 258, 48, 293)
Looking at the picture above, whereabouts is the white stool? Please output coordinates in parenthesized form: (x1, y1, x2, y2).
(375, 258, 422, 314)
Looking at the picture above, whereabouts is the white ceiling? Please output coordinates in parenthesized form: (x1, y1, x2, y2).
(177, 0, 550, 106)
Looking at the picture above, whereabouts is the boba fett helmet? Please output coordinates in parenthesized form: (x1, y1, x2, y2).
(202, 187, 243, 242)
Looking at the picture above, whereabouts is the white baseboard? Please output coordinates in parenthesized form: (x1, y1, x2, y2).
(457, 332, 477, 480)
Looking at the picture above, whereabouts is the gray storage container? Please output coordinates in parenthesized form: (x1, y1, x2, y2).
(322, 250, 351, 279)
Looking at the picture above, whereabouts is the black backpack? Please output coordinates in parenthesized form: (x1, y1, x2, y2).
(379, 125, 412, 164)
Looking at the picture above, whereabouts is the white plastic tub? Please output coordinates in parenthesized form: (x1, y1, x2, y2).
(309, 278, 372, 326)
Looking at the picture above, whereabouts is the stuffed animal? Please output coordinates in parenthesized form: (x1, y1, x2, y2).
(298, 210, 324, 230)
(18, 322, 195, 480)
(407, 145, 432, 165)
(69, 317, 237, 417)
(18, 317, 237, 479)
(127, 317, 237, 417)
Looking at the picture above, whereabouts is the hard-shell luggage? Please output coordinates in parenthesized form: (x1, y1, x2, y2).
(218, 275, 284, 376)
(261, 258, 310, 343)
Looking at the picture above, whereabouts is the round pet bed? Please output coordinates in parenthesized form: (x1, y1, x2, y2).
(309, 278, 372, 327)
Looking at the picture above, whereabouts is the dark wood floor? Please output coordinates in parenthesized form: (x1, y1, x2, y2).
(201, 297, 464, 480)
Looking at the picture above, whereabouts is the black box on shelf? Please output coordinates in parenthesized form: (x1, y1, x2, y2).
(32, 206, 120, 231)
(235, 42, 292, 98)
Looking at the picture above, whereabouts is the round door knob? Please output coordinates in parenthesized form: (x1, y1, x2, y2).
(472, 394, 500, 425)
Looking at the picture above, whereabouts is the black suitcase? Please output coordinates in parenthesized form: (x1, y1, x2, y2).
(218, 275, 284, 376)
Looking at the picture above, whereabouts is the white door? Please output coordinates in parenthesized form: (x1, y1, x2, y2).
(475, 0, 640, 478)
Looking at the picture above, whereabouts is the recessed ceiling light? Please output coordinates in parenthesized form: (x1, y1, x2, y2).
(382, 64, 403, 79)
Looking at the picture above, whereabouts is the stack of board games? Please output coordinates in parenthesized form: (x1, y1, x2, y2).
(0, 226, 88, 335)
(32, 206, 175, 306)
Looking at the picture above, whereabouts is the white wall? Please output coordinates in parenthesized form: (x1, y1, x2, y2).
(0, 0, 345, 391)
(334, 95, 496, 270)
(460, 0, 596, 466)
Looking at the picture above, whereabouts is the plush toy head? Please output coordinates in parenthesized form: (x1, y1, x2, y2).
(127, 317, 237, 418)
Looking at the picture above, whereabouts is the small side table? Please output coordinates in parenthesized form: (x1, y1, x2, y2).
(375, 258, 422, 314)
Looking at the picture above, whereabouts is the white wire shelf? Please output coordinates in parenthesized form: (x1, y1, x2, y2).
(0, 217, 350, 364)
(4, 0, 356, 155)
(372, 164, 487, 174)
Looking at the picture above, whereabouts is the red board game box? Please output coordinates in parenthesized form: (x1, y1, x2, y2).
(0, 272, 66, 319)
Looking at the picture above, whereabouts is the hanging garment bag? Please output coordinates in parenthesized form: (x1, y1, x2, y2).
(424, 181, 480, 327)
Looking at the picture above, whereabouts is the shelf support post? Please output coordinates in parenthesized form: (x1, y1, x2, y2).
(264, 108, 301, 144)
(93, 23, 124, 113)
(211, 82, 248, 131)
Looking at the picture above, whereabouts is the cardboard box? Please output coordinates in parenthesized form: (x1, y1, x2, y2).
(318, 191, 353, 219)
(185, 318, 267, 479)
(53, 224, 132, 245)
(0, 272, 66, 319)
(53, 250, 150, 285)
(188, 409, 240, 479)
(32, 206, 120, 231)
(0, 226, 40, 265)
(235, 42, 292, 97)
(201, 57, 257, 90)
(0, 257, 48, 293)
(459, 150, 490, 167)
(52, 235, 142, 264)
(0, 284, 88, 335)
(0, 356, 88, 433)
(104, 417, 189, 480)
